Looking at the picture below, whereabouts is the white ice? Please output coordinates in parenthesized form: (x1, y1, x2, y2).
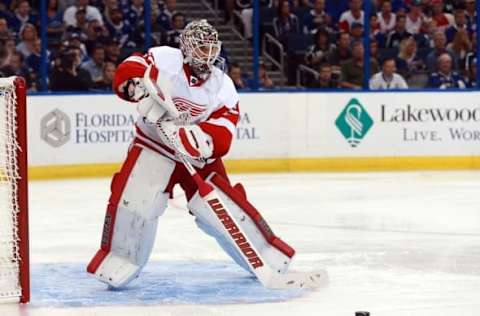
(1, 171, 480, 316)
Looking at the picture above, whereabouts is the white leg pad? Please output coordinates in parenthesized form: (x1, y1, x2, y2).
(91, 147, 174, 288)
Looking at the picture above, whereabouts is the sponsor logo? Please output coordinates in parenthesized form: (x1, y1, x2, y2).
(335, 98, 373, 147)
(101, 214, 112, 247)
(208, 198, 264, 269)
(40, 109, 71, 147)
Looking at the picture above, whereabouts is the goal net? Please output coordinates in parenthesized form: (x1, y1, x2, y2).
(0, 77, 29, 303)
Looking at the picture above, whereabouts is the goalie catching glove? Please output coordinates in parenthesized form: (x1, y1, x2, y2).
(157, 119, 213, 160)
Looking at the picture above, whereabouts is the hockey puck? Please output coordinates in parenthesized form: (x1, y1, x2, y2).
(355, 312, 370, 316)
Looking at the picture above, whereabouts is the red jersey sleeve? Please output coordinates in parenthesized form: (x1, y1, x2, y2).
(113, 53, 157, 101)
(199, 102, 240, 158)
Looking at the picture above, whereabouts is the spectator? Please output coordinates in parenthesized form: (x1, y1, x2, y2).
(426, 31, 456, 72)
(445, 8, 469, 43)
(25, 38, 48, 73)
(465, 0, 476, 31)
(369, 13, 380, 37)
(157, 0, 178, 31)
(303, 0, 332, 34)
(369, 58, 408, 89)
(84, 19, 108, 55)
(104, 36, 121, 64)
(465, 31, 476, 74)
(430, 0, 453, 33)
(396, 37, 424, 78)
(66, 5, 89, 34)
(0, 17, 12, 41)
(339, 0, 364, 33)
(46, 0, 65, 41)
(386, 14, 411, 49)
(0, 52, 30, 81)
(273, 0, 299, 39)
(64, 32, 89, 61)
(350, 22, 363, 42)
(446, 28, 471, 69)
(81, 44, 105, 82)
(304, 28, 334, 68)
(309, 63, 338, 88)
(327, 31, 351, 69)
(16, 23, 38, 58)
(236, 0, 254, 39)
(340, 41, 379, 89)
(104, 6, 133, 47)
(0, 38, 17, 70)
(466, 57, 476, 88)
(50, 47, 93, 91)
(10, 0, 37, 35)
(63, 0, 103, 27)
(377, 0, 396, 34)
(125, 0, 144, 26)
(92, 61, 116, 90)
(427, 53, 466, 88)
(405, 0, 426, 34)
(259, 61, 274, 88)
(164, 12, 185, 48)
(229, 62, 250, 89)
(370, 38, 379, 60)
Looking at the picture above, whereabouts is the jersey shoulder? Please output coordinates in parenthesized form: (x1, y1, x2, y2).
(216, 70, 239, 109)
(148, 46, 183, 74)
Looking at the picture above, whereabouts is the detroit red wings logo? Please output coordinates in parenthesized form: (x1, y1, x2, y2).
(173, 97, 206, 117)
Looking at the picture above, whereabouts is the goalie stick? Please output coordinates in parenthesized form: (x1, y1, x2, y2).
(178, 153, 328, 289)
(142, 69, 328, 289)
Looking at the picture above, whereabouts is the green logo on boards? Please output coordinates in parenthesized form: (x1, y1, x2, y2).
(335, 98, 373, 147)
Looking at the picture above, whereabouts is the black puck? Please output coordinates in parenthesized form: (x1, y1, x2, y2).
(355, 312, 370, 316)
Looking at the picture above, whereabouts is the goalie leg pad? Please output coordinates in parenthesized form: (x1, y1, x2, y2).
(87, 145, 175, 288)
(194, 215, 252, 274)
(188, 173, 294, 276)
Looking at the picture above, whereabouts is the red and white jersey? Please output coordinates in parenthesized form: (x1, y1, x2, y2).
(339, 10, 364, 32)
(114, 46, 240, 161)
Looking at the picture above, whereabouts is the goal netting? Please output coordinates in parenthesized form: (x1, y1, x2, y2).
(0, 76, 29, 303)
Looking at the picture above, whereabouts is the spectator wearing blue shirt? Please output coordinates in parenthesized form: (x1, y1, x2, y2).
(125, 0, 144, 27)
(25, 38, 50, 74)
(427, 53, 466, 89)
(164, 12, 185, 48)
(386, 14, 412, 49)
(10, 0, 37, 35)
(229, 62, 251, 90)
(445, 8, 470, 43)
(105, 7, 133, 48)
(303, 0, 332, 34)
(157, 0, 178, 31)
(426, 31, 457, 72)
(46, 0, 65, 42)
(273, 0, 299, 39)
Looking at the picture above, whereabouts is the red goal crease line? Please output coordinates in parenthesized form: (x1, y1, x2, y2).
(27, 155, 480, 180)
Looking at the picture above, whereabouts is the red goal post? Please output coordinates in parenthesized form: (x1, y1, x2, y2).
(0, 76, 30, 303)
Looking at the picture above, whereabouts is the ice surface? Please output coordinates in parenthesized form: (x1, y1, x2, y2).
(1, 171, 480, 316)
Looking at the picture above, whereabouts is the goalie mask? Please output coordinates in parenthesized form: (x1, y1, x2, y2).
(180, 19, 222, 80)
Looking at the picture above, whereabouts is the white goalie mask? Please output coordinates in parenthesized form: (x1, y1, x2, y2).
(180, 19, 223, 80)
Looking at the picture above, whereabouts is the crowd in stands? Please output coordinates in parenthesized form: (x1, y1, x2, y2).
(258, 0, 477, 89)
(0, 0, 188, 91)
(0, 0, 478, 91)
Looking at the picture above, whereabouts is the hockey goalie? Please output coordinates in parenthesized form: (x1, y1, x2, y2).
(87, 20, 326, 289)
